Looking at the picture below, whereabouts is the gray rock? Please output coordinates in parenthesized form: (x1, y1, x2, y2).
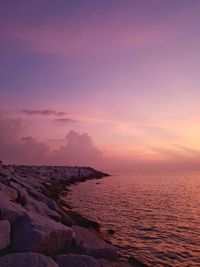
(12, 212, 73, 255)
(0, 192, 27, 225)
(0, 252, 59, 267)
(9, 182, 29, 204)
(0, 183, 18, 201)
(56, 254, 101, 267)
(0, 220, 10, 250)
(25, 197, 61, 221)
(72, 226, 118, 260)
(0, 168, 11, 183)
(28, 189, 60, 212)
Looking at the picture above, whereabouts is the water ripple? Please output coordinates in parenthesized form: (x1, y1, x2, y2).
(67, 170, 200, 267)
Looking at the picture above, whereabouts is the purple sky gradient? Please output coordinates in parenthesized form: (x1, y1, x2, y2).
(1, 0, 200, 169)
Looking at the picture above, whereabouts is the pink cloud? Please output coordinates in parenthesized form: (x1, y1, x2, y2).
(51, 130, 103, 166)
(0, 117, 102, 166)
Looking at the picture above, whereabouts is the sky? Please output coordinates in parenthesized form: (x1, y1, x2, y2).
(1, 0, 200, 170)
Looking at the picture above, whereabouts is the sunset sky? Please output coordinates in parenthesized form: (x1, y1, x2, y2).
(1, 0, 200, 170)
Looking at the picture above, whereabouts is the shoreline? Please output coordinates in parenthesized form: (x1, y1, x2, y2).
(0, 162, 146, 266)
(42, 168, 147, 267)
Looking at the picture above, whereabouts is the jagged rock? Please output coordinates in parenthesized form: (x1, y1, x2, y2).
(56, 254, 101, 267)
(0, 183, 18, 201)
(12, 212, 73, 255)
(72, 226, 118, 260)
(0, 220, 10, 251)
(0, 252, 59, 267)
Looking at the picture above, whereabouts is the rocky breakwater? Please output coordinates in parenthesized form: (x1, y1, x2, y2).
(0, 161, 137, 267)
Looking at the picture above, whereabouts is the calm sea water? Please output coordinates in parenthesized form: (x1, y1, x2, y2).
(67, 170, 200, 267)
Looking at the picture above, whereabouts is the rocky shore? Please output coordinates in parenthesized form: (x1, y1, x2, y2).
(0, 161, 144, 267)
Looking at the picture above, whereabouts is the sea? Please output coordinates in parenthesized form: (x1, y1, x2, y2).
(66, 170, 200, 267)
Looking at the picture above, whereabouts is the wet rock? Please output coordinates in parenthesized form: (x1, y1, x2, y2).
(12, 212, 73, 255)
(99, 259, 132, 266)
(0, 220, 10, 251)
(68, 210, 100, 230)
(60, 212, 75, 227)
(107, 229, 115, 235)
(0, 252, 59, 267)
(128, 257, 148, 267)
(56, 254, 101, 267)
(72, 226, 118, 260)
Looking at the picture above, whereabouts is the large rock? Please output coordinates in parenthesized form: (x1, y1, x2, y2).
(0, 192, 27, 225)
(0, 220, 10, 251)
(0, 183, 18, 201)
(0, 167, 11, 185)
(24, 197, 61, 221)
(56, 254, 101, 267)
(0, 252, 58, 267)
(72, 226, 118, 260)
(56, 254, 131, 267)
(99, 259, 132, 267)
(12, 212, 73, 255)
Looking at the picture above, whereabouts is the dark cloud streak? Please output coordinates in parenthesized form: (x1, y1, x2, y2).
(21, 109, 67, 117)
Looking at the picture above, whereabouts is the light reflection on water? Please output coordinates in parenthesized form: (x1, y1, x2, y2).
(67, 170, 200, 266)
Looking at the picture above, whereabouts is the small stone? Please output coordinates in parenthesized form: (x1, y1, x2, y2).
(107, 229, 115, 235)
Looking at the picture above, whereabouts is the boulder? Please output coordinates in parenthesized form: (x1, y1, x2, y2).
(72, 226, 118, 260)
(24, 197, 61, 221)
(0, 168, 11, 184)
(9, 182, 29, 205)
(28, 189, 60, 213)
(99, 259, 132, 267)
(0, 183, 18, 201)
(56, 254, 101, 267)
(0, 192, 27, 225)
(0, 252, 59, 267)
(12, 212, 74, 255)
(0, 220, 10, 251)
